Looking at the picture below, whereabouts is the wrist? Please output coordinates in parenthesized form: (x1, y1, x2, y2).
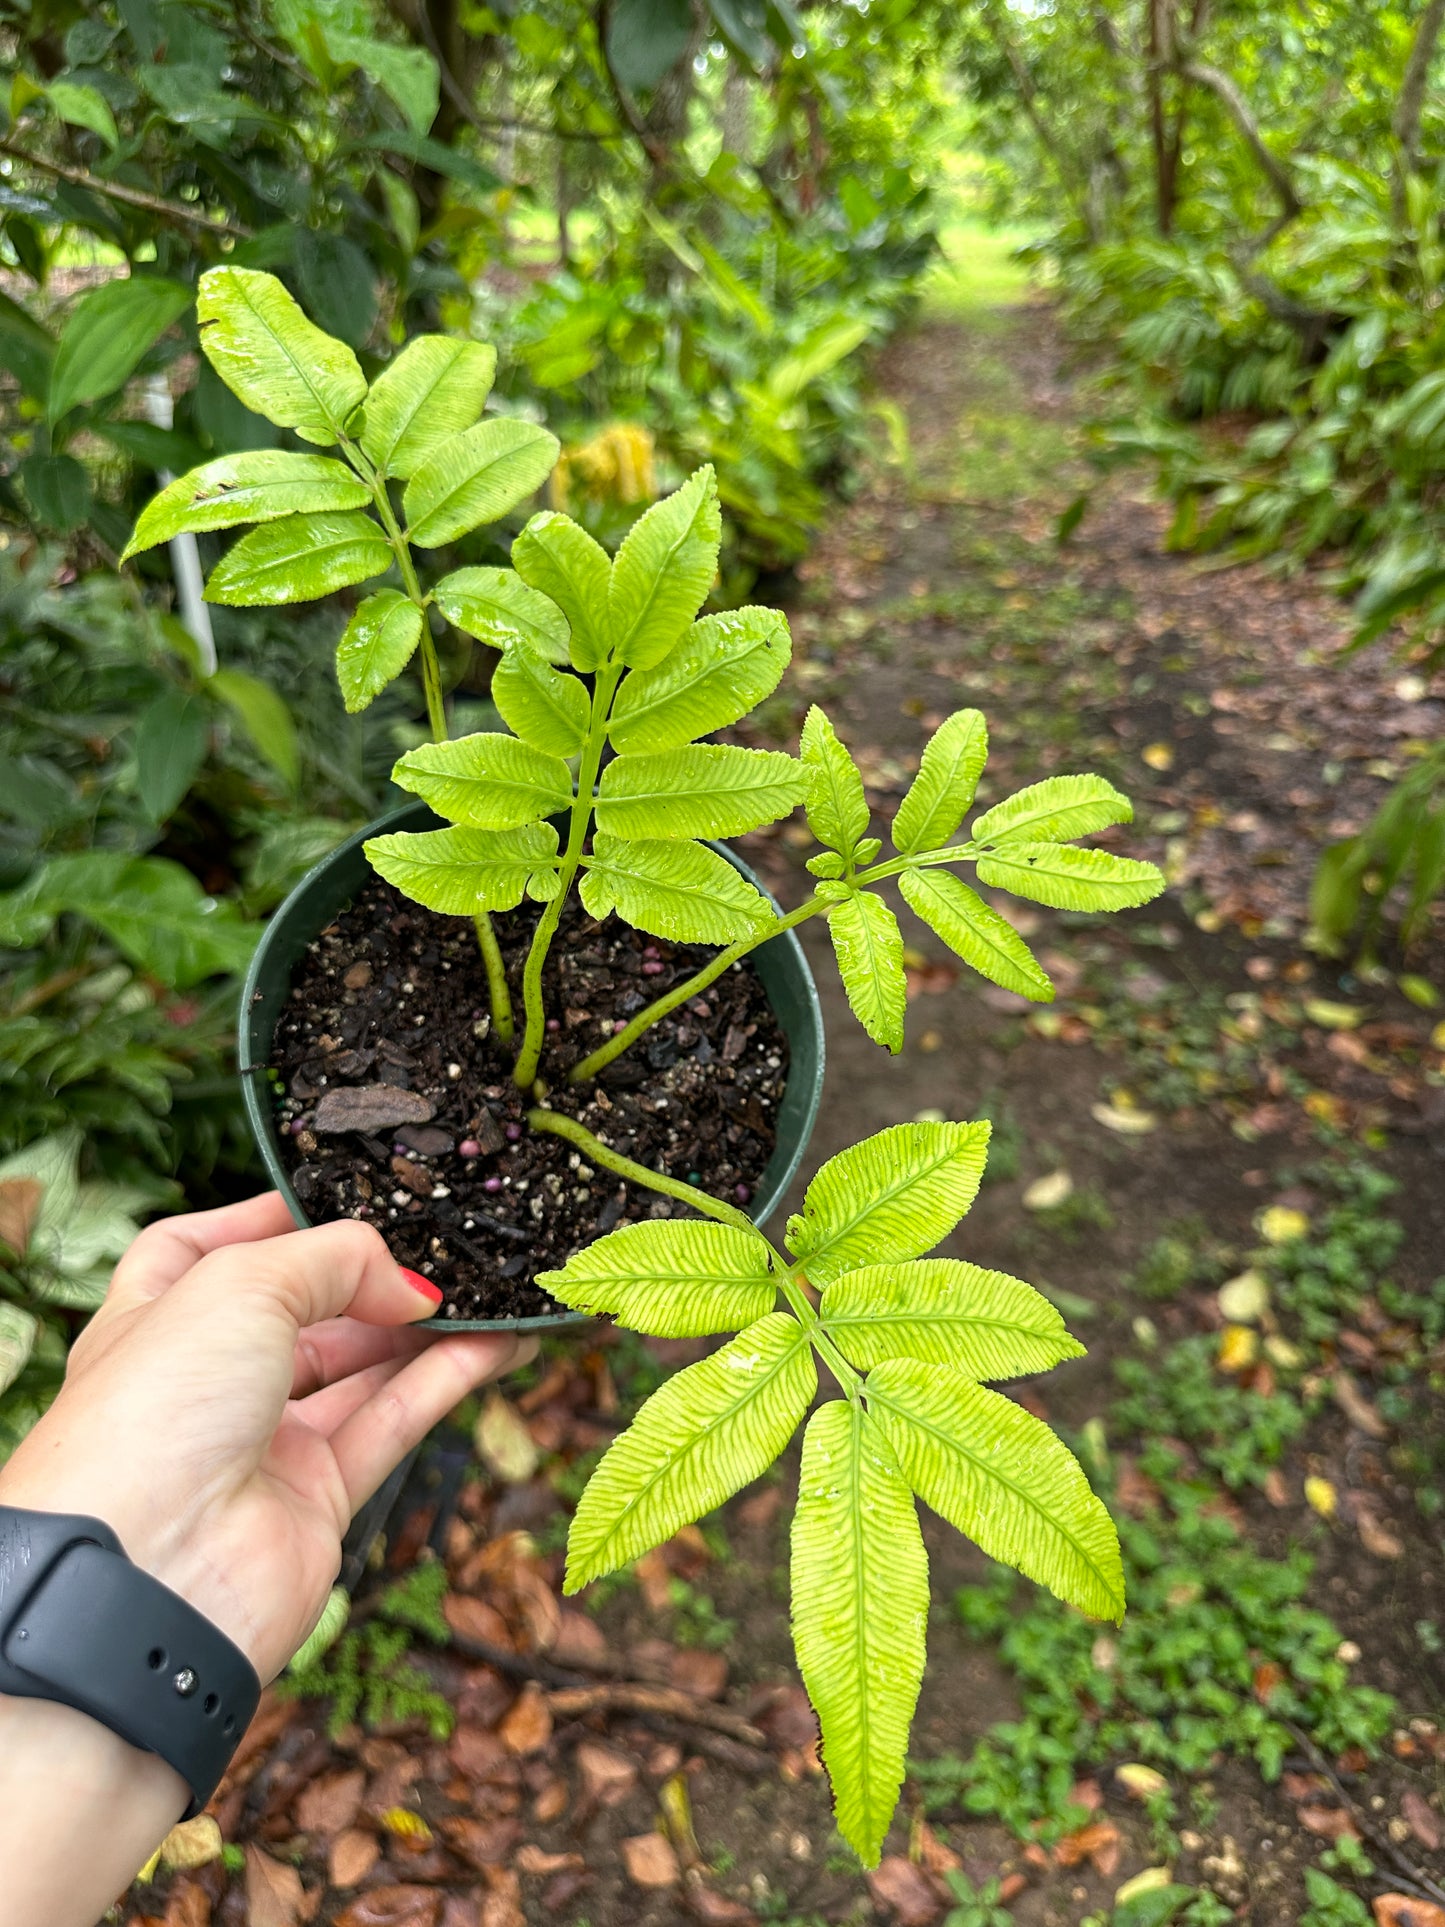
(0, 1448, 262, 1673)
(0, 1693, 187, 1927)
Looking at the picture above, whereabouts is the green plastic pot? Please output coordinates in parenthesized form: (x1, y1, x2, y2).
(239, 800, 824, 1332)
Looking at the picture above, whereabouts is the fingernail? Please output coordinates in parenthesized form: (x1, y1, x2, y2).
(399, 1267, 443, 1306)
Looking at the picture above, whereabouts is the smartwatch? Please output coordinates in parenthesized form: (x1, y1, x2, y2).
(0, 1506, 261, 1817)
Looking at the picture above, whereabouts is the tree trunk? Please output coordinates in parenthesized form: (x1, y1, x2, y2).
(1392, 0, 1445, 224)
(1146, 0, 1178, 233)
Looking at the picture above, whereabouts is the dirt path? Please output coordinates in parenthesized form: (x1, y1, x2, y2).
(124, 300, 1445, 1927)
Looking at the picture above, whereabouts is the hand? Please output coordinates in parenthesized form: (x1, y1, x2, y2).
(0, 1192, 533, 1682)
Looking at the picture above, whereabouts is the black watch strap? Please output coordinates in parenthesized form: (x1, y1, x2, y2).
(0, 1506, 261, 1818)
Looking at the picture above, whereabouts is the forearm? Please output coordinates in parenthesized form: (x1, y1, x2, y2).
(0, 1693, 188, 1927)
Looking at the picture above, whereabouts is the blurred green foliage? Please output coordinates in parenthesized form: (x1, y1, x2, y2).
(960, 0, 1445, 949)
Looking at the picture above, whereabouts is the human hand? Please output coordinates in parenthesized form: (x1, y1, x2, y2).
(0, 1192, 534, 1683)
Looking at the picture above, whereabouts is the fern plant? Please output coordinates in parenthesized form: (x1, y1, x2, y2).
(127, 268, 1168, 1865)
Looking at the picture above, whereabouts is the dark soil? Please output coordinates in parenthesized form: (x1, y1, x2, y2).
(269, 878, 788, 1320)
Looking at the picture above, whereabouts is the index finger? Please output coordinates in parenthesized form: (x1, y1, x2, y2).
(173, 1217, 437, 1340)
(104, 1191, 299, 1316)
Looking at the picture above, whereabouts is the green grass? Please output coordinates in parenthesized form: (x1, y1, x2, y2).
(923, 215, 1038, 318)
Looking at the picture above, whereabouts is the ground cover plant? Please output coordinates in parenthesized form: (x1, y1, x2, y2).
(126, 264, 1176, 1864)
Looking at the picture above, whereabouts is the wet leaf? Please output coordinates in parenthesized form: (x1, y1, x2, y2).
(864, 1857, 942, 1925)
(1023, 1170, 1073, 1210)
(474, 1390, 541, 1484)
(1305, 1475, 1338, 1519)
(1217, 1269, 1269, 1323)
(329, 1829, 380, 1888)
(244, 1845, 303, 1927)
(621, 1832, 682, 1888)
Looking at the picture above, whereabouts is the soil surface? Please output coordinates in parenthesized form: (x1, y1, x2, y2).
(124, 289, 1445, 1927)
(270, 879, 789, 1319)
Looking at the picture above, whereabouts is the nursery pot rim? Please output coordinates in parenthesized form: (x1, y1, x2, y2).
(238, 799, 824, 1333)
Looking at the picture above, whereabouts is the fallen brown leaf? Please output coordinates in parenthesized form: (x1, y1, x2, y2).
(1355, 1505, 1404, 1560)
(480, 1887, 524, 1927)
(541, 1871, 592, 1908)
(736, 1486, 783, 1529)
(498, 1681, 552, 1755)
(296, 1766, 366, 1836)
(444, 1594, 514, 1651)
(449, 1724, 508, 1782)
(682, 1869, 758, 1923)
(1332, 1373, 1389, 1438)
(551, 1609, 609, 1668)
(632, 1548, 674, 1611)
(225, 1691, 299, 1786)
(670, 1648, 728, 1700)
(515, 1846, 584, 1876)
(914, 1819, 962, 1876)
(1374, 1900, 1445, 1927)
(439, 1815, 523, 1870)
(438, 1899, 481, 1927)
(1053, 1819, 1120, 1875)
(576, 1741, 638, 1807)
(1252, 1660, 1286, 1704)
(334, 1887, 441, 1927)
(532, 1776, 569, 1822)
(329, 1829, 380, 1889)
(621, 1832, 682, 1888)
(163, 1879, 211, 1927)
(245, 1845, 303, 1927)
(1401, 1790, 1442, 1852)
(866, 1855, 943, 1925)
(1298, 1807, 1360, 1841)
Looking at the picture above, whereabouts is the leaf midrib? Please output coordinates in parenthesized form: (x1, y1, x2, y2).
(370, 341, 468, 469)
(578, 1325, 810, 1575)
(800, 1135, 982, 1278)
(229, 274, 353, 436)
(896, 715, 985, 851)
(610, 485, 711, 657)
(409, 422, 532, 529)
(868, 1375, 1118, 1605)
(904, 872, 1050, 988)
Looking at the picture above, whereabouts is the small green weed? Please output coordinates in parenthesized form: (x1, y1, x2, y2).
(1112, 1338, 1306, 1491)
(279, 1561, 453, 1739)
(1299, 1869, 1373, 1926)
(1131, 1218, 1231, 1301)
(932, 1486, 1393, 1838)
(941, 1870, 1014, 1926)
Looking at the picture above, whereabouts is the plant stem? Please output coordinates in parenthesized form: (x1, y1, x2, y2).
(775, 1271, 861, 1398)
(525, 1108, 759, 1234)
(355, 455, 450, 744)
(525, 1111, 859, 1391)
(347, 439, 514, 1039)
(473, 914, 515, 1044)
(566, 838, 982, 1085)
(512, 665, 622, 1089)
(567, 896, 818, 1084)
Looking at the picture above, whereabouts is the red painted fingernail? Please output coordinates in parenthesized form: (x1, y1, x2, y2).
(399, 1267, 443, 1306)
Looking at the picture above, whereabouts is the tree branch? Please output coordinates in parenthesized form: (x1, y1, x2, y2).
(1177, 59, 1300, 218)
(0, 142, 253, 238)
